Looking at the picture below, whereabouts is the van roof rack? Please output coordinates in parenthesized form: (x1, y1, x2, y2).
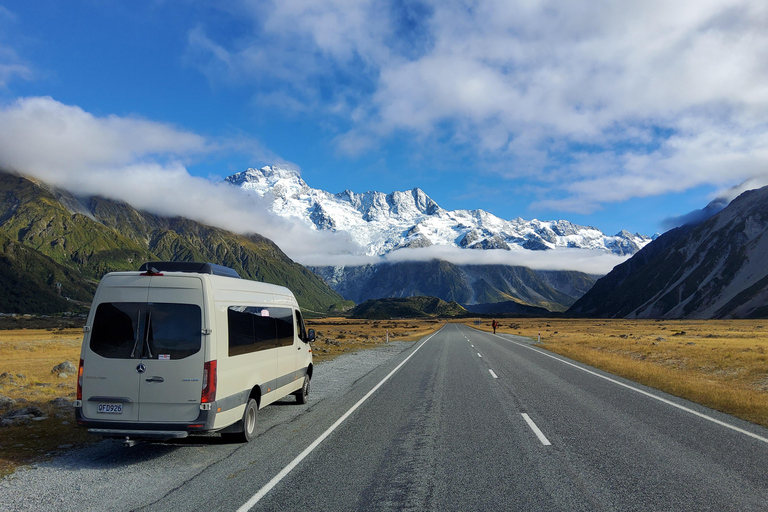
(138, 262, 241, 279)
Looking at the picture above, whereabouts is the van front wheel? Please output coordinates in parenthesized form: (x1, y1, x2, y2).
(294, 375, 310, 404)
(225, 398, 258, 443)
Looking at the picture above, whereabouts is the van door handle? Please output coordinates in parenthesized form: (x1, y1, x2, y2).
(145, 376, 164, 383)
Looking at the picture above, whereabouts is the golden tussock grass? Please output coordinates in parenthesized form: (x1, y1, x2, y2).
(0, 328, 94, 477)
(306, 318, 441, 361)
(464, 318, 768, 428)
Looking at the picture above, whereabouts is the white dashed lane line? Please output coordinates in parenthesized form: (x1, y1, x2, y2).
(522, 413, 552, 446)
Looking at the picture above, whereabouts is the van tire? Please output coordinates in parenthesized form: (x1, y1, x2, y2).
(225, 398, 258, 443)
(294, 375, 310, 404)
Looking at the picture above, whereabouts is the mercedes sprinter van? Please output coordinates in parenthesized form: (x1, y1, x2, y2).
(74, 262, 315, 444)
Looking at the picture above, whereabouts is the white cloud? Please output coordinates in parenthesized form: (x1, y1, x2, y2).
(0, 61, 33, 87)
(0, 8, 34, 88)
(299, 245, 628, 275)
(0, 96, 360, 261)
(189, 0, 768, 212)
(385, 246, 628, 275)
(0, 97, 207, 172)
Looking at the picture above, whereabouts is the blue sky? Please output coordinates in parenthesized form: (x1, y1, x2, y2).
(1, 0, 768, 245)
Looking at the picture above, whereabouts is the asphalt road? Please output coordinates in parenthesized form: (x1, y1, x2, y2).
(3, 324, 768, 511)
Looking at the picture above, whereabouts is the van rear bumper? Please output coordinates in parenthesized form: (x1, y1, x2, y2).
(74, 406, 216, 438)
(87, 429, 189, 440)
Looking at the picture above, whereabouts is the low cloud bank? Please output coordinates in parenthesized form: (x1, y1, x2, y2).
(661, 177, 768, 231)
(661, 198, 729, 232)
(0, 96, 361, 260)
(299, 245, 630, 276)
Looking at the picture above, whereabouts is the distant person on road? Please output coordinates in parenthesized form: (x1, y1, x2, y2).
(492, 319, 498, 334)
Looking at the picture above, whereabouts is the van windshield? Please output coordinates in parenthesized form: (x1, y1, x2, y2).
(90, 302, 202, 360)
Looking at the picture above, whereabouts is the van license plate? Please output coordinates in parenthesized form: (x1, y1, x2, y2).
(97, 403, 123, 414)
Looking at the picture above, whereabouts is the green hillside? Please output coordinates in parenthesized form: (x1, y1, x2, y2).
(0, 171, 344, 313)
(349, 296, 468, 319)
(0, 232, 95, 314)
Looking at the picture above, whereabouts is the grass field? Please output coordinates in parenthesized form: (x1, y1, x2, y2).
(308, 318, 441, 361)
(1, 318, 766, 477)
(0, 328, 92, 477)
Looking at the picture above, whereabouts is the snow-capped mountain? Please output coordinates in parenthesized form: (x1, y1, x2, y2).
(226, 165, 652, 257)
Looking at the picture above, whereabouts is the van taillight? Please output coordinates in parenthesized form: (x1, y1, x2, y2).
(201, 360, 217, 403)
(77, 358, 84, 400)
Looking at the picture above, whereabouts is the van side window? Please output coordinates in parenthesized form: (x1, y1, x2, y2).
(90, 302, 202, 360)
(296, 310, 308, 341)
(228, 306, 294, 356)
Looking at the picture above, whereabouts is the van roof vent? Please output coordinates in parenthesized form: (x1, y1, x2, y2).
(138, 262, 241, 279)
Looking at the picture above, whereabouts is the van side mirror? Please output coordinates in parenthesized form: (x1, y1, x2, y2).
(306, 329, 316, 343)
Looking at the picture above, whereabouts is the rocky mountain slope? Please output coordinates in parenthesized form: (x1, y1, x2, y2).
(226, 166, 652, 256)
(312, 261, 595, 312)
(0, 171, 345, 314)
(568, 185, 768, 319)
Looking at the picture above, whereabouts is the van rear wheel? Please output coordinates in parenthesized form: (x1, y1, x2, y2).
(225, 398, 258, 443)
(294, 375, 310, 404)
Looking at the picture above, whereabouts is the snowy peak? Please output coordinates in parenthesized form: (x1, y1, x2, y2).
(226, 165, 310, 199)
(226, 165, 652, 257)
(344, 188, 440, 222)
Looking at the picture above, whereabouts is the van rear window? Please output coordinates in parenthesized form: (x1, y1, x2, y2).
(90, 302, 202, 360)
(228, 306, 294, 356)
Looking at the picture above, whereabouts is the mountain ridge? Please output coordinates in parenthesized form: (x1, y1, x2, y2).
(226, 165, 653, 257)
(568, 185, 768, 319)
(311, 260, 596, 312)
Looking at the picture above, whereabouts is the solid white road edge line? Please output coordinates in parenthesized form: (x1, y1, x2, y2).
(522, 413, 552, 446)
(236, 328, 442, 512)
(489, 369, 499, 379)
(492, 332, 768, 445)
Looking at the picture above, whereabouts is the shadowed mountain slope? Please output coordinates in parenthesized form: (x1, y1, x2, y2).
(568, 186, 768, 319)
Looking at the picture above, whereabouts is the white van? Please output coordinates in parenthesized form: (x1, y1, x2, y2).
(74, 262, 315, 444)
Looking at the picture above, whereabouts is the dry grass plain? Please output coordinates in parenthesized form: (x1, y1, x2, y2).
(463, 318, 768, 429)
(307, 318, 442, 361)
(0, 328, 92, 477)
